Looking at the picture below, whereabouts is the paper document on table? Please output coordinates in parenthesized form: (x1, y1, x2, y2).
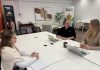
(30, 59, 48, 70)
(22, 51, 67, 70)
(48, 34, 60, 42)
(21, 56, 47, 70)
(84, 51, 100, 66)
(30, 58, 66, 70)
(28, 47, 67, 70)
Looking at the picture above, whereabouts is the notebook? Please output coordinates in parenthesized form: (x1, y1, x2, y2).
(66, 44, 89, 57)
(48, 35, 59, 42)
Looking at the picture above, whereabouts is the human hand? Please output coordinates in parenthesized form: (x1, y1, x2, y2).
(80, 43, 85, 48)
(62, 37, 69, 40)
(31, 52, 39, 60)
(80, 44, 91, 50)
(57, 35, 67, 40)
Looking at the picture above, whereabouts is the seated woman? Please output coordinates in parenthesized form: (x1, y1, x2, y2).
(56, 19, 76, 40)
(0, 30, 39, 70)
(80, 19, 100, 50)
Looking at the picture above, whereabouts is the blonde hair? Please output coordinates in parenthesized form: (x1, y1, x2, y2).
(85, 19, 100, 40)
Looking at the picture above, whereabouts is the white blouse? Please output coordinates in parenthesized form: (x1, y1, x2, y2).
(1, 46, 37, 70)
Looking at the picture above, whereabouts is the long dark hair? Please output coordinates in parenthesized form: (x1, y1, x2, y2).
(0, 30, 14, 49)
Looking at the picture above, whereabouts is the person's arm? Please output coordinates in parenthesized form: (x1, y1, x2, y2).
(19, 50, 31, 56)
(19, 50, 39, 59)
(15, 57, 37, 68)
(85, 35, 100, 50)
(57, 35, 74, 40)
(15, 46, 39, 59)
(80, 44, 100, 50)
(88, 46, 100, 50)
(80, 36, 100, 50)
(56, 35, 70, 40)
(56, 35, 63, 39)
(14, 46, 31, 56)
(70, 27, 76, 40)
(56, 27, 76, 40)
(58, 27, 76, 40)
(80, 32, 100, 50)
(67, 36, 75, 40)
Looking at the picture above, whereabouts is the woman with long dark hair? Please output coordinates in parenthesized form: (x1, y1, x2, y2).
(0, 30, 39, 70)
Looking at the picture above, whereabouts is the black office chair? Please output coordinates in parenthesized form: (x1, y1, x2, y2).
(15, 29, 28, 35)
(34, 26, 41, 32)
(20, 29, 28, 35)
(52, 27, 60, 34)
(15, 30, 20, 35)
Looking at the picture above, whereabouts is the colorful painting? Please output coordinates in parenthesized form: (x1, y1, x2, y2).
(65, 7, 74, 27)
(34, 8, 52, 21)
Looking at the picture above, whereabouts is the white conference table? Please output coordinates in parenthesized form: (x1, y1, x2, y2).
(16, 31, 100, 70)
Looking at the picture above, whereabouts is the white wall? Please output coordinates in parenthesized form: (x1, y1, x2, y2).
(74, 0, 100, 23)
(2, 0, 73, 28)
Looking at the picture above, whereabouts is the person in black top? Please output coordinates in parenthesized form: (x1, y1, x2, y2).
(57, 19, 76, 40)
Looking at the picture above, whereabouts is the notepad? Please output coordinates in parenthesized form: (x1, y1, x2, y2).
(66, 44, 89, 57)
(48, 35, 59, 42)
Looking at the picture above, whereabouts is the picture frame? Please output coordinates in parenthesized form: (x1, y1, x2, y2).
(34, 7, 52, 21)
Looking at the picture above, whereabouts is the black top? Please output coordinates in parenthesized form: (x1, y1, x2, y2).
(57, 27, 76, 39)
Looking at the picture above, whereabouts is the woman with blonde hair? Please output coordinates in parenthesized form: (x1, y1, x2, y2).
(80, 19, 100, 50)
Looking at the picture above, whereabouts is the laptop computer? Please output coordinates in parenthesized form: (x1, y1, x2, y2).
(66, 44, 100, 66)
(48, 35, 59, 42)
(66, 44, 89, 57)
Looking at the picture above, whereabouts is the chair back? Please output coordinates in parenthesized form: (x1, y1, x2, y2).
(42, 25, 52, 32)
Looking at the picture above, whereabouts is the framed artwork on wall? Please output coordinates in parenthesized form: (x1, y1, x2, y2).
(3, 5, 16, 31)
(65, 6, 74, 27)
(34, 7, 52, 21)
(44, 8, 52, 21)
(34, 8, 44, 21)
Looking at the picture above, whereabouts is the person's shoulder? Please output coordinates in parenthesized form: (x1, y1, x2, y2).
(60, 27, 64, 29)
(2, 47, 16, 53)
(68, 27, 75, 30)
(3, 46, 11, 49)
(59, 27, 65, 30)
